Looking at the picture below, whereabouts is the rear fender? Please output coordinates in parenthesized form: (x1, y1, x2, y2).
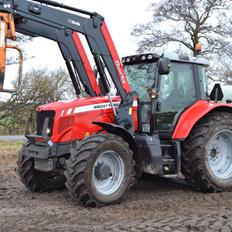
(172, 100, 232, 141)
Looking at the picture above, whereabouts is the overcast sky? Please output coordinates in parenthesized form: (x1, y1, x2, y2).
(24, 0, 153, 70)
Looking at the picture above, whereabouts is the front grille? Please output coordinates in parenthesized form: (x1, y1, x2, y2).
(36, 111, 55, 136)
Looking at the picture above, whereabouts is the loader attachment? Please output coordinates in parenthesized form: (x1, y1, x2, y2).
(0, 12, 23, 93)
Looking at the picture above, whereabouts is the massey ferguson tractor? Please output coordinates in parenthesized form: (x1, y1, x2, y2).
(1, 0, 232, 207)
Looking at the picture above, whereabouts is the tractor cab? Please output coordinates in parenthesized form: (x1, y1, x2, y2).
(123, 53, 209, 136)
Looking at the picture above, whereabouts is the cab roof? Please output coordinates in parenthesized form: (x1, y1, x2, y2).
(122, 53, 209, 66)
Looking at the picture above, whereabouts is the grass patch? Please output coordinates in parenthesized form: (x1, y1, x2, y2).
(0, 140, 24, 155)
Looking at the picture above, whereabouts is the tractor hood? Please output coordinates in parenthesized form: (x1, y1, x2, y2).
(36, 96, 122, 113)
(35, 96, 138, 143)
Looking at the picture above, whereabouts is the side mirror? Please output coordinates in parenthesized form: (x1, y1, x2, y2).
(158, 58, 171, 75)
(210, 84, 224, 102)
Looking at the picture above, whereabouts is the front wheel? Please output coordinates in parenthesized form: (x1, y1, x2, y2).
(17, 145, 66, 192)
(65, 134, 135, 207)
(182, 112, 232, 192)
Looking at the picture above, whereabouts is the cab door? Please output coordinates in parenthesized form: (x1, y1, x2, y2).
(155, 62, 197, 134)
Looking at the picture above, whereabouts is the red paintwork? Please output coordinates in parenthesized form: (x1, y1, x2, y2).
(50, 24, 134, 144)
(37, 96, 138, 143)
(101, 22, 131, 94)
(37, 98, 232, 143)
(172, 100, 232, 140)
(72, 32, 101, 96)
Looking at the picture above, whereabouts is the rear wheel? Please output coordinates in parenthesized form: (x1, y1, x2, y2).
(65, 134, 135, 207)
(17, 145, 66, 192)
(182, 112, 232, 192)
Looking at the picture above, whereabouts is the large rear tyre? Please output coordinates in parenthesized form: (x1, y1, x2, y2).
(65, 134, 135, 207)
(182, 112, 232, 192)
(17, 145, 66, 192)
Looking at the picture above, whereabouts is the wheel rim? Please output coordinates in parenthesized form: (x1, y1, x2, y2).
(207, 130, 232, 180)
(93, 150, 125, 195)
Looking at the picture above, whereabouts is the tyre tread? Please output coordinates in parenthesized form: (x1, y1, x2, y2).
(65, 133, 135, 207)
(182, 111, 232, 192)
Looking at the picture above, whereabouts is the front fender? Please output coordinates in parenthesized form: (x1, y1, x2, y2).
(93, 122, 136, 152)
(172, 100, 232, 140)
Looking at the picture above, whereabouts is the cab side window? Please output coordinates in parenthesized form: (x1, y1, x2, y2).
(159, 63, 196, 113)
(156, 62, 196, 131)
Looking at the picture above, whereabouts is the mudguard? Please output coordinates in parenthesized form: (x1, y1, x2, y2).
(93, 122, 137, 152)
(172, 100, 232, 140)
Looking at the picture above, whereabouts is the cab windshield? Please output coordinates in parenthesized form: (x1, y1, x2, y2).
(124, 63, 156, 102)
(124, 59, 208, 133)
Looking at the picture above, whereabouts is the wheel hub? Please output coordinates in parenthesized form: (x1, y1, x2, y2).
(209, 147, 220, 161)
(207, 130, 232, 180)
(94, 162, 112, 181)
(92, 150, 125, 195)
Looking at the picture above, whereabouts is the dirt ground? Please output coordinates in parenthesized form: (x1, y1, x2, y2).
(1, 145, 232, 232)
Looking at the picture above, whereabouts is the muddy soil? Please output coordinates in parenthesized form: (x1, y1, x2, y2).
(1, 151, 232, 232)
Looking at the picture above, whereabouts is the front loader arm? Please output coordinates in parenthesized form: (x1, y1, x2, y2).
(0, 0, 134, 129)
(0, 0, 131, 98)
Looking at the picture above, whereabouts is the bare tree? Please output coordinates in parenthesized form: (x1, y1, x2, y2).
(131, 0, 232, 82)
(0, 68, 75, 134)
(132, 0, 232, 55)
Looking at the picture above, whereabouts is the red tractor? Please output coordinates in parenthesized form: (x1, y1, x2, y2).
(1, 0, 232, 207)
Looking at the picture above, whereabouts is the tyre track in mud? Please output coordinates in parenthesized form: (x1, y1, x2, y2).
(1, 153, 232, 232)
